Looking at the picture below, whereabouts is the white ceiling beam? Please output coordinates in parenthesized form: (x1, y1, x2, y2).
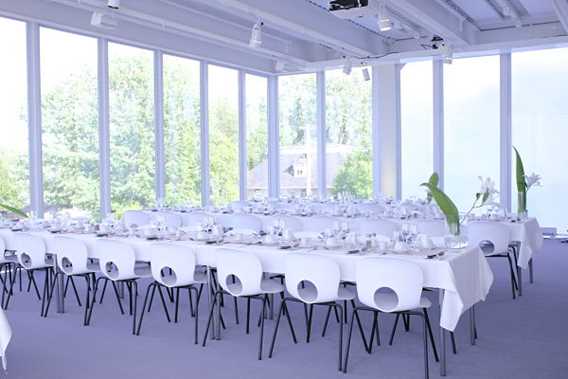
(1, 0, 276, 73)
(386, 0, 476, 46)
(207, 0, 388, 58)
(552, 0, 568, 33)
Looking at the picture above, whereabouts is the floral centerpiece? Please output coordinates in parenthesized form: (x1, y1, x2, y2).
(513, 147, 541, 217)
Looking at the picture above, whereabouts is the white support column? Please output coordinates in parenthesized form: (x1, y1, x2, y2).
(238, 71, 247, 201)
(372, 64, 401, 199)
(316, 71, 327, 199)
(433, 59, 445, 190)
(154, 50, 165, 204)
(500, 53, 512, 212)
(200, 62, 210, 206)
(27, 22, 43, 217)
(98, 38, 111, 217)
(268, 75, 279, 199)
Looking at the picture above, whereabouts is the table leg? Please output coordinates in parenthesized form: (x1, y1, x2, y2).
(269, 293, 274, 320)
(469, 307, 475, 346)
(440, 327, 447, 376)
(206, 267, 216, 340)
(53, 254, 65, 314)
(529, 258, 534, 284)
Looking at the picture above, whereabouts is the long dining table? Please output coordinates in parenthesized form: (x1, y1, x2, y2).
(2, 227, 494, 376)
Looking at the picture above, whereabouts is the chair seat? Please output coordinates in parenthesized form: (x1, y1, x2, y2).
(374, 292, 432, 312)
(260, 279, 285, 294)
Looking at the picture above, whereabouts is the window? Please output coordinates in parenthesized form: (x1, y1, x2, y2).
(326, 68, 372, 199)
(41, 28, 99, 218)
(279, 74, 317, 198)
(208, 65, 239, 205)
(109, 43, 155, 216)
(444, 56, 500, 210)
(401, 60, 433, 199)
(0, 17, 29, 210)
(512, 48, 568, 228)
(163, 55, 201, 206)
(246, 74, 268, 199)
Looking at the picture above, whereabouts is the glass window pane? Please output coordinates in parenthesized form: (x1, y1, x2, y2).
(512, 48, 568, 228)
(326, 68, 372, 199)
(279, 74, 317, 198)
(163, 55, 201, 206)
(246, 74, 268, 200)
(444, 56, 500, 210)
(0, 17, 29, 210)
(41, 28, 99, 218)
(109, 43, 155, 216)
(401, 60, 433, 199)
(209, 65, 239, 205)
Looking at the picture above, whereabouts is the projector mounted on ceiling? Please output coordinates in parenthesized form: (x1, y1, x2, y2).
(329, 0, 369, 11)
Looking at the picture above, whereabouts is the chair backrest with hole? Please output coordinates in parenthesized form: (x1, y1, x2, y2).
(52, 237, 90, 275)
(152, 212, 182, 229)
(352, 219, 400, 238)
(215, 214, 262, 233)
(356, 258, 423, 313)
(416, 220, 448, 237)
(216, 249, 263, 297)
(285, 254, 340, 304)
(467, 221, 511, 254)
(150, 243, 197, 288)
(13, 233, 48, 270)
(122, 210, 152, 228)
(180, 212, 209, 228)
(95, 239, 137, 281)
(300, 216, 336, 233)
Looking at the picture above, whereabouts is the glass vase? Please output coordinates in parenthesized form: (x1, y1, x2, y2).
(517, 191, 528, 220)
(445, 222, 467, 249)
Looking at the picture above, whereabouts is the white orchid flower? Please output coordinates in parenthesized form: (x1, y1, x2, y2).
(525, 173, 542, 190)
(477, 176, 499, 206)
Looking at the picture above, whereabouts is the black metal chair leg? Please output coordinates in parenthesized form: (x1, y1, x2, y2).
(246, 297, 251, 334)
(258, 295, 268, 360)
(506, 253, 517, 299)
(336, 303, 344, 372)
(42, 271, 60, 318)
(131, 281, 138, 335)
(156, 285, 172, 322)
(421, 313, 430, 379)
(98, 279, 108, 304)
(343, 309, 357, 373)
(110, 281, 125, 314)
(351, 300, 370, 352)
(306, 304, 314, 343)
(389, 313, 401, 345)
(188, 287, 199, 344)
(147, 283, 156, 312)
(268, 299, 286, 358)
(136, 283, 154, 335)
(450, 332, 457, 354)
(29, 271, 42, 300)
(202, 292, 221, 347)
(83, 275, 92, 326)
(68, 276, 82, 307)
(233, 296, 239, 324)
(423, 309, 439, 362)
(174, 287, 180, 323)
(188, 288, 195, 318)
(403, 313, 411, 331)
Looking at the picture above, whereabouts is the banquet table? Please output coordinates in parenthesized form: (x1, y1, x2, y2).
(3, 229, 494, 376)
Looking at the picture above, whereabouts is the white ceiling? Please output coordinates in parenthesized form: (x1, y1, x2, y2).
(1, 0, 568, 74)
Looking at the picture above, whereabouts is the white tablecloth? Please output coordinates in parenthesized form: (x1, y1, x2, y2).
(503, 218, 543, 269)
(4, 230, 493, 332)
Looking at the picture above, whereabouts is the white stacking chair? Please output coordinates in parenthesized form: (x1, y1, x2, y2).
(9, 233, 53, 315)
(215, 214, 262, 234)
(180, 212, 209, 228)
(269, 254, 359, 372)
(203, 249, 290, 360)
(88, 239, 152, 334)
(467, 221, 517, 299)
(152, 212, 182, 229)
(352, 219, 400, 239)
(344, 258, 438, 378)
(136, 244, 206, 344)
(42, 237, 99, 324)
(416, 219, 448, 237)
(122, 210, 152, 228)
(0, 236, 18, 309)
(0, 308, 11, 373)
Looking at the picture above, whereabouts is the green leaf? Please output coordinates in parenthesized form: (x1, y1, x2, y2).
(513, 147, 527, 193)
(0, 203, 28, 218)
(420, 183, 460, 230)
(428, 172, 439, 187)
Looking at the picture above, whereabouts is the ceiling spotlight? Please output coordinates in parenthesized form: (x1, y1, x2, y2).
(107, 0, 120, 10)
(362, 67, 371, 81)
(342, 58, 352, 75)
(249, 18, 264, 48)
(377, 1, 392, 32)
(91, 12, 118, 29)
